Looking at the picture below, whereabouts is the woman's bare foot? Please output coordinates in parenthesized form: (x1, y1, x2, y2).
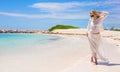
(91, 56, 97, 65)
(91, 57, 96, 65)
(94, 57, 97, 65)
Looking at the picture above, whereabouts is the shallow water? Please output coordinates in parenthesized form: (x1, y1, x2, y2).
(0, 33, 59, 51)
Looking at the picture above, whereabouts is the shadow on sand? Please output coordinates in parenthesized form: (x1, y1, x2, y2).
(98, 62, 120, 66)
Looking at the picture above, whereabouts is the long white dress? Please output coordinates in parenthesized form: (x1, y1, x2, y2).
(87, 11, 109, 61)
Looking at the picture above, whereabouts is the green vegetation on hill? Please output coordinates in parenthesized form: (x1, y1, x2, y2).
(110, 27, 120, 31)
(105, 27, 120, 31)
(48, 24, 78, 31)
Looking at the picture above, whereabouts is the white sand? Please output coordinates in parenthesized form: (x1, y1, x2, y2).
(53, 29, 120, 48)
(0, 29, 120, 72)
(54, 29, 120, 72)
(0, 36, 90, 72)
(61, 38, 120, 72)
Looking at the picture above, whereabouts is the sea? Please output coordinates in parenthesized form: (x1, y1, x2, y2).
(0, 33, 59, 52)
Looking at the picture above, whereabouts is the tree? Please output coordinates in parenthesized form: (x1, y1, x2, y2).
(48, 24, 78, 31)
(110, 27, 114, 30)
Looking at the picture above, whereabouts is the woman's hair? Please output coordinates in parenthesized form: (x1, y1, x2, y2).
(90, 10, 100, 18)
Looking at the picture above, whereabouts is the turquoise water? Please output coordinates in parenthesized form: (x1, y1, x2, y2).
(0, 33, 58, 51)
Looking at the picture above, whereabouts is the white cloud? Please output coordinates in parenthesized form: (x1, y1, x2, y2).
(30, 2, 98, 13)
(104, 0, 120, 4)
(0, 1, 120, 21)
(1, 2, 96, 19)
(0, 12, 88, 19)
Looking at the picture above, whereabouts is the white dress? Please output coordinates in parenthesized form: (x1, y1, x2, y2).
(87, 11, 109, 61)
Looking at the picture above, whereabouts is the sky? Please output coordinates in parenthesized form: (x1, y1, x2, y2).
(0, 0, 120, 30)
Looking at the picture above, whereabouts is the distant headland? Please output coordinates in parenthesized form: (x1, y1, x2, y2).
(0, 24, 79, 34)
(0, 25, 119, 35)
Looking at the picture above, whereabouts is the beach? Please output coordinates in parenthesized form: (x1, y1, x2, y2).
(0, 29, 120, 72)
(53, 29, 120, 48)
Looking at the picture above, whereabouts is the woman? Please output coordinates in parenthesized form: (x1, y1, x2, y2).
(87, 10, 109, 65)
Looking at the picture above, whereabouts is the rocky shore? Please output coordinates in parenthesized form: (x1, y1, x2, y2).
(0, 29, 86, 36)
(0, 29, 49, 33)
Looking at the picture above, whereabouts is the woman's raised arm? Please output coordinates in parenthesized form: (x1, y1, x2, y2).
(98, 11, 109, 19)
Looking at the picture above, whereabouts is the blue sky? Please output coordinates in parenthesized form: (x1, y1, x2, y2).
(0, 0, 120, 30)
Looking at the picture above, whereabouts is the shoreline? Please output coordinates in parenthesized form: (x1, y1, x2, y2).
(0, 29, 120, 48)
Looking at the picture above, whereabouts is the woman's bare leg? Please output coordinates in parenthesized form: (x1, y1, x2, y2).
(91, 57, 94, 62)
(91, 53, 97, 65)
(94, 57, 97, 65)
(94, 53, 97, 65)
